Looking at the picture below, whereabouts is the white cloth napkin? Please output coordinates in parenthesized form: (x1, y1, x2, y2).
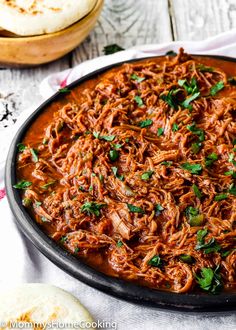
(1, 30, 236, 329)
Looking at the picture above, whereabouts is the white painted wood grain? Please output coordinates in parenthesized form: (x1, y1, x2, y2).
(72, 0, 173, 65)
(170, 0, 236, 40)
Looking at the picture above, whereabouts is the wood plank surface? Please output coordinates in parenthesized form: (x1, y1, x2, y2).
(72, 0, 173, 65)
(170, 0, 236, 40)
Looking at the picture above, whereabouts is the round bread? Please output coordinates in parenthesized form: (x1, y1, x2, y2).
(0, 284, 93, 329)
(0, 0, 97, 36)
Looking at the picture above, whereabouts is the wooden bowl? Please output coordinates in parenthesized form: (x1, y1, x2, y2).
(0, 0, 104, 67)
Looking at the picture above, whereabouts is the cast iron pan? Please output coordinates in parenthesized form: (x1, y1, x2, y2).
(5, 55, 236, 313)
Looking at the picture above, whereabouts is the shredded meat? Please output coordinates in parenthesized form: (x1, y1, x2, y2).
(16, 49, 236, 294)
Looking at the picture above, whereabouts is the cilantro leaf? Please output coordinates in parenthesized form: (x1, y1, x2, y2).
(197, 64, 214, 72)
(195, 265, 223, 294)
(30, 148, 38, 163)
(81, 202, 106, 217)
(181, 162, 202, 174)
(109, 149, 119, 162)
(191, 142, 202, 154)
(13, 180, 32, 189)
(141, 170, 154, 180)
(134, 95, 144, 107)
(117, 240, 123, 247)
(58, 87, 71, 93)
(155, 204, 164, 216)
(229, 184, 236, 196)
(228, 77, 236, 85)
(172, 123, 179, 132)
(127, 203, 145, 214)
(17, 143, 26, 152)
(179, 254, 194, 264)
(210, 81, 224, 96)
(187, 123, 205, 142)
(130, 74, 145, 83)
(214, 193, 228, 201)
(192, 184, 202, 199)
(161, 88, 181, 109)
(186, 206, 204, 226)
(182, 92, 200, 109)
(139, 119, 153, 128)
(148, 255, 162, 267)
(157, 127, 164, 136)
(205, 153, 218, 167)
(111, 166, 124, 181)
(165, 50, 177, 56)
(103, 44, 124, 55)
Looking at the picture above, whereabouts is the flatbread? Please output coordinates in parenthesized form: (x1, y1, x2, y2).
(0, 0, 97, 36)
(0, 284, 94, 329)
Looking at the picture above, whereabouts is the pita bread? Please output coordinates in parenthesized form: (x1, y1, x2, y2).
(0, 0, 97, 36)
(0, 284, 94, 329)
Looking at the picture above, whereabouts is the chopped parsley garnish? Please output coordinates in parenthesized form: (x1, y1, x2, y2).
(192, 184, 202, 199)
(205, 153, 218, 167)
(103, 44, 124, 55)
(17, 143, 26, 152)
(214, 193, 228, 201)
(157, 127, 164, 136)
(229, 184, 236, 196)
(22, 198, 32, 207)
(100, 135, 116, 142)
(161, 161, 173, 166)
(58, 87, 71, 93)
(178, 77, 199, 95)
(187, 123, 205, 142)
(228, 153, 236, 166)
(127, 203, 145, 214)
(41, 216, 50, 223)
(196, 229, 221, 254)
(74, 247, 80, 254)
(111, 166, 124, 181)
(112, 143, 122, 149)
(165, 50, 177, 56)
(60, 236, 68, 243)
(186, 206, 204, 226)
(182, 92, 200, 109)
(109, 149, 119, 162)
(13, 180, 32, 189)
(161, 88, 181, 109)
(42, 138, 48, 145)
(93, 132, 116, 141)
(172, 123, 179, 132)
(141, 170, 154, 180)
(35, 201, 42, 207)
(117, 240, 123, 247)
(224, 170, 236, 178)
(155, 204, 164, 216)
(179, 254, 194, 264)
(197, 64, 214, 72)
(228, 77, 236, 85)
(130, 74, 145, 83)
(181, 162, 202, 174)
(210, 81, 224, 96)
(195, 265, 222, 294)
(134, 95, 144, 107)
(139, 119, 153, 128)
(41, 181, 56, 190)
(148, 255, 162, 267)
(30, 148, 38, 162)
(191, 142, 202, 154)
(81, 201, 106, 217)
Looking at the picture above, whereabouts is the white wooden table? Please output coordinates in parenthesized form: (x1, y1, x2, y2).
(0, 0, 235, 129)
